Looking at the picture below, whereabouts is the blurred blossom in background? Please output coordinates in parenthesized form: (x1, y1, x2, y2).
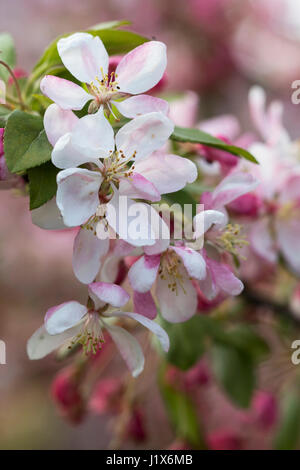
(1, 0, 300, 449)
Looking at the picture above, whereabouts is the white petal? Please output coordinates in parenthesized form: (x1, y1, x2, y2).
(276, 217, 300, 276)
(156, 266, 197, 323)
(104, 324, 144, 377)
(45, 301, 87, 335)
(128, 255, 160, 293)
(44, 103, 78, 147)
(71, 108, 114, 159)
(116, 112, 174, 161)
(108, 311, 169, 352)
(250, 218, 277, 264)
(134, 152, 197, 194)
(170, 246, 206, 280)
(114, 95, 169, 118)
(57, 32, 109, 84)
(211, 171, 259, 209)
(56, 168, 102, 227)
(73, 226, 109, 284)
(193, 210, 226, 239)
(31, 197, 66, 230)
(27, 324, 80, 360)
(116, 41, 167, 94)
(88, 282, 130, 309)
(119, 172, 161, 202)
(40, 75, 92, 110)
(52, 133, 100, 169)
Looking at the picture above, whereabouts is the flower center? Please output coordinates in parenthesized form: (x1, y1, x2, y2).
(90, 68, 120, 103)
(71, 312, 104, 355)
(216, 223, 248, 257)
(159, 250, 187, 294)
(102, 150, 136, 185)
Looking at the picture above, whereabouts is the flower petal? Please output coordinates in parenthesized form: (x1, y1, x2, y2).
(45, 301, 87, 335)
(109, 311, 169, 352)
(104, 324, 144, 377)
(119, 172, 161, 202)
(70, 107, 114, 159)
(156, 266, 197, 323)
(133, 291, 157, 320)
(44, 103, 78, 147)
(73, 226, 109, 284)
(209, 259, 244, 296)
(52, 132, 99, 169)
(57, 32, 109, 83)
(56, 168, 102, 227)
(134, 152, 197, 194)
(116, 112, 174, 161)
(116, 41, 167, 94)
(27, 324, 80, 360)
(88, 282, 130, 309)
(170, 246, 206, 280)
(128, 254, 160, 293)
(211, 171, 259, 209)
(276, 217, 300, 276)
(114, 95, 169, 118)
(40, 75, 92, 110)
(193, 210, 226, 239)
(250, 218, 277, 264)
(31, 197, 66, 230)
(0, 79, 6, 104)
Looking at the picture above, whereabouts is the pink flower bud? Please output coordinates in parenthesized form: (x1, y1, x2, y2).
(127, 407, 147, 443)
(251, 391, 278, 431)
(290, 285, 300, 319)
(184, 360, 210, 388)
(198, 135, 239, 175)
(8, 67, 27, 86)
(89, 378, 124, 415)
(207, 430, 243, 450)
(51, 367, 85, 424)
(228, 193, 262, 218)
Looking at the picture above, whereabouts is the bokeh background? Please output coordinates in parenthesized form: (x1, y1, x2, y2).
(1, 0, 300, 449)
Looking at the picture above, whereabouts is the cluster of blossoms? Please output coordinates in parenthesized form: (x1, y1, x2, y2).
(23, 32, 259, 376)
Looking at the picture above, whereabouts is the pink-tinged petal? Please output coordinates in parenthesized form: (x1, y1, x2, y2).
(114, 95, 169, 118)
(134, 152, 197, 195)
(198, 265, 218, 301)
(104, 324, 144, 377)
(45, 301, 87, 335)
(250, 218, 277, 264)
(44, 103, 78, 147)
(248, 86, 268, 140)
(40, 75, 92, 110)
(116, 112, 174, 161)
(57, 32, 109, 84)
(209, 259, 243, 296)
(31, 197, 66, 230)
(199, 115, 240, 141)
(279, 174, 300, 204)
(56, 168, 102, 227)
(88, 282, 130, 309)
(142, 207, 170, 255)
(71, 107, 114, 159)
(73, 227, 109, 284)
(276, 217, 300, 276)
(193, 210, 226, 239)
(128, 254, 160, 293)
(119, 173, 161, 202)
(168, 91, 199, 128)
(27, 324, 81, 360)
(116, 41, 167, 94)
(133, 291, 157, 320)
(211, 171, 259, 209)
(108, 311, 169, 352)
(156, 266, 197, 323)
(170, 246, 206, 280)
(0, 79, 6, 104)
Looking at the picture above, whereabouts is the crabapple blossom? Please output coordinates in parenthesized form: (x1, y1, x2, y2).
(40, 32, 168, 123)
(27, 282, 169, 377)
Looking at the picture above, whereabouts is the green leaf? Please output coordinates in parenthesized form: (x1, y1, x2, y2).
(28, 161, 58, 210)
(88, 20, 130, 30)
(211, 343, 256, 408)
(171, 126, 258, 164)
(4, 110, 52, 173)
(159, 316, 206, 370)
(159, 369, 205, 448)
(274, 391, 300, 450)
(0, 33, 16, 81)
(224, 326, 270, 363)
